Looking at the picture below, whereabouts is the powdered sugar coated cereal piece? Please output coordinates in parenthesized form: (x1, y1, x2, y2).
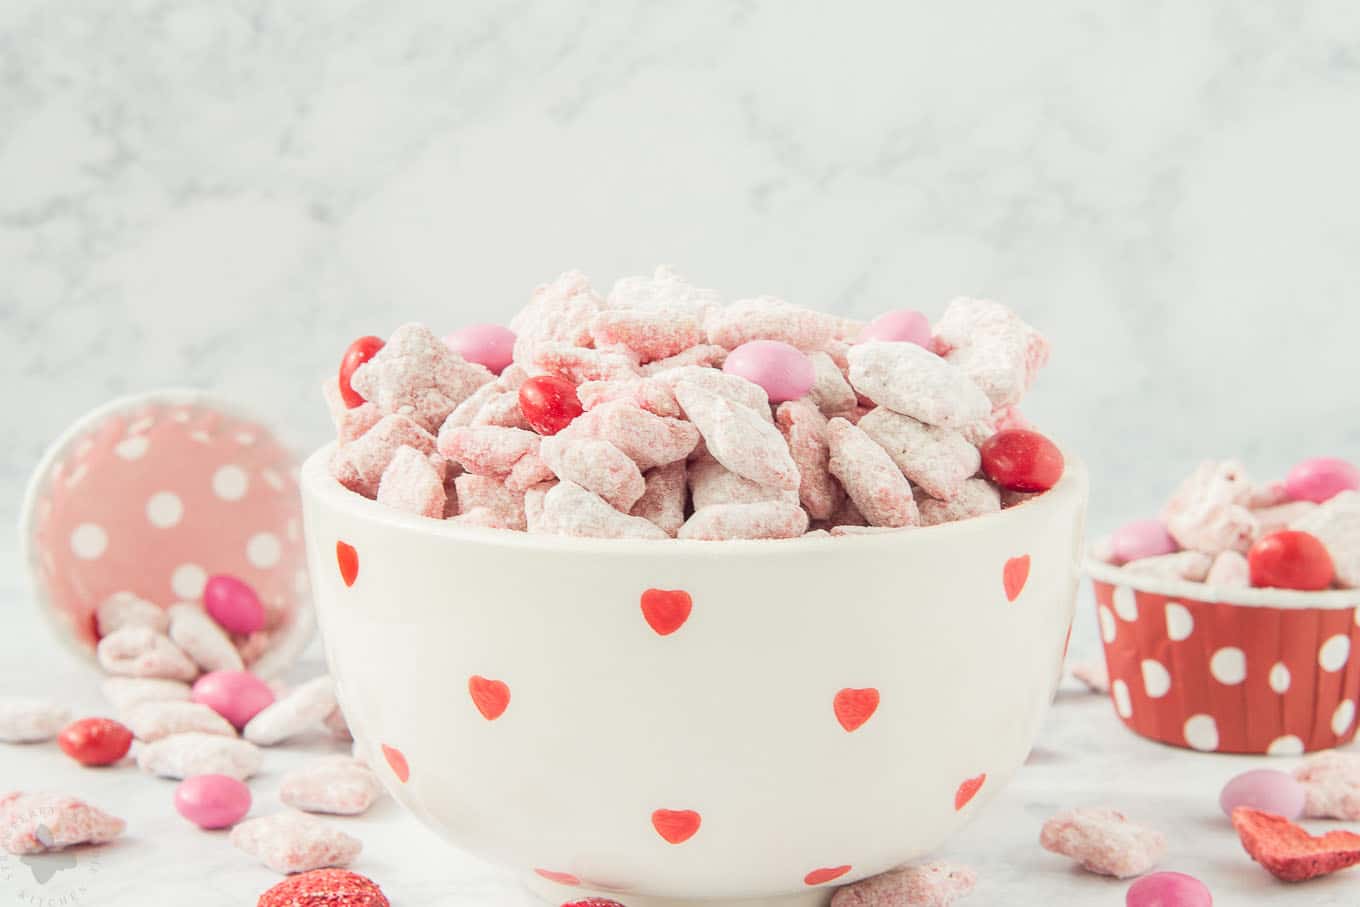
(96, 591, 168, 637)
(652, 365, 772, 420)
(330, 415, 437, 498)
(934, 297, 1050, 408)
(0, 698, 72, 743)
(678, 501, 809, 541)
(448, 507, 515, 530)
(324, 706, 351, 742)
(828, 495, 869, 529)
(1250, 480, 1290, 508)
(137, 732, 262, 780)
(470, 391, 533, 430)
(511, 270, 605, 363)
(704, 296, 837, 351)
(231, 811, 362, 874)
(557, 401, 699, 471)
(918, 478, 1001, 527)
(527, 341, 640, 383)
(638, 344, 729, 376)
(1294, 752, 1360, 820)
(1121, 551, 1214, 582)
(1206, 550, 1250, 587)
(607, 266, 721, 318)
(124, 700, 235, 742)
(848, 342, 991, 429)
(578, 378, 684, 419)
(442, 382, 500, 430)
(1161, 460, 1257, 554)
(376, 446, 446, 518)
(674, 382, 798, 491)
(168, 603, 243, 673)
(436, 425, 539, 478)
(523, 481, 556, 532)
(856, 407, 981, 502)
(590, 308, 705, 363)
(630, 462, 687, 536)
(774, 399, 842, 521)
(101, 677, 191, 712)
(322, 377, 383, 443)
(350, 323, 493, 431)
(0, 793, 125, 855)
(97, 626, 199, 681)
(244, 676, 337, 746)
(453, 474, 527, 530)
(504, 451, 555, 493)
(1253, 500, 1318, 536)
(807, 350, 857, 417)
(280, 757, 384, 816)
(1291, 490, 1360, 587)
(688, 458, 798, 511)
(830, 861, 976, 907)
(826, 418, 919, 528)
(1070, 660, 1110, 693)
(539, 436, 645, 512)
(1039, 807, 1166, 878)
(536, 481, 668, 540)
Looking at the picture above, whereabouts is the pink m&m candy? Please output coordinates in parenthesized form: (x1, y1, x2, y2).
(858, 309, 932, 348)
(1109, 519, 1180, 565)
(1285, 457, 1360, 504)
(722, 340, 814, 404)
(175, 773, 252, 829)
(1126, 872, 1212, 907)
(1219, 769, 1305, 819)
(203, 574, 266, 636)
(192, 670, 276, 729)
(444, 324, 516, 375)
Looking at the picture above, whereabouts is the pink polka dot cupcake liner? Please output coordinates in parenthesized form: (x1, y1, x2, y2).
(20, 389, 314, 677)
(1086, 556, 1360, 755)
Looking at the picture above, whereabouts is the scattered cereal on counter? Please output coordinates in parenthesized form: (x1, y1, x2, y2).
(1039, 807, 1166, 878)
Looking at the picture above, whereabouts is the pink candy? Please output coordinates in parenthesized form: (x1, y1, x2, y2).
(1219, 769, 1305, 819)
(1125, 872, 1212, 907)
(443, 324, 516, 375)
(722, 340, 815, 404)
(857, 309, 932, 348)
(1286, 457, 1360, 504)
(1109, 519, 1179, 565)
(175, 773, 252, 829)
(192, 670, 276, 729)
(203, 574, 265, 636)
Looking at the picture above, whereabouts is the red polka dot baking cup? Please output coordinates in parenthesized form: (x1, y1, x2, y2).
(20, 390, 313, 677)
(1086, 556, 1360, 755)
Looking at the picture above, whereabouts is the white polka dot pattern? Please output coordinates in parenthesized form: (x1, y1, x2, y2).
(70, 523, 107, 560)
(1112, 586, 1138, 622)
(1269, 662, 1291, 694)
(1184, 714, 1219, 751)
(213, 465, 249, 501)
(1209, 647, 1247, 686)
(1163, 602, 1193, 641)
(1112, 680, 1132, 719)
(146, 492, 184, 529)
(1099, 606, 1117, 644)
(1320, 635, 1351, 673)
(1141, 660, 1171, 699)
(1266, 735, 1304, 756)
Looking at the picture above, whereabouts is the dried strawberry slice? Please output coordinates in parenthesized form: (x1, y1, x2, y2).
(1232, 807, 1360, 882)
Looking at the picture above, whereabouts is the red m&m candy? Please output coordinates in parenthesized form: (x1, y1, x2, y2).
(1248, 530, 1335, 591)
(338, 336, 385, 409)
(519, 376, 583, 436)
(980, 429, 1064, 492)
(58, 717, 133, 767)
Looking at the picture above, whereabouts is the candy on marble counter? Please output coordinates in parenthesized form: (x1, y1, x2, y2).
(1124, 872, 1212, 907)
(826, 418, 918, 529)
(375, 445, 447, 519)
(231, 811, 362, 874)
(857, 407, 980, 502)
(280, 756, 384, 816)
(443, 324, 516, 375)
(175, 773, 252, 829)
(244, 676, 337, 746)
(674, 382, 798, 491)
(775, 399, 842, 521)
(96, 626, 199, 681)
(102, 677, 190, 712)
(678, 501, 809, 541)
(349, 323, 493, 432)
(137, 732, 262, 780)
(1294, 751, 1360, 820)
(124, 700, 236, 742)
(539, 436, 646, 512)
(1232, 806, 1360, 882)
(57, 717, 132, 766)
(917, 478, 1001, 527)
(192, 670, 276, 729)
(1040, 807, 1165, 878)
(330, 414, 437, 498)
(95, 591, 168, 637)
(847, 341, 990, 429)
(1220, 769, 1306, 819)
(0, 792, 125, 854)
(0, 698, 72, 743)
(168, 603, 244, 673)
(202, 575, 265, 636)
(258, 868, 390, 907)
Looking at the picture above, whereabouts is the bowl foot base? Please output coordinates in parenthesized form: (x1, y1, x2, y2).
(524, 877, 833, 907)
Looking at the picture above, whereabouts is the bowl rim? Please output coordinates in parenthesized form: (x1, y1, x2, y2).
(1084, 554, 1360, 611)
(301, 441, 1089, 558)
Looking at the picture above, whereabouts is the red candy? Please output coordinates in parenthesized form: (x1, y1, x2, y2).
(338, 336, 386, 408)
(519, 375, 583, 436)
(979, 428, 1064, 492)
(258, 868, 390, 907)
(58, 717, 133, 767)
(1248, 530, 1335, 591)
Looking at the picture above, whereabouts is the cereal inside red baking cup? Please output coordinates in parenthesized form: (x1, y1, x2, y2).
(1088, 558, 1360, 754)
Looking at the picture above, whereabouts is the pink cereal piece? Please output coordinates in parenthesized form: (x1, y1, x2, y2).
(1070, 660, 1110, 693)
(630, 462, 688, 536)
(0, 793, 125, 855)
(577, 378, 684, 419)
(376, 446, 446, 519)
(556, 401, 700, 471)
(102, 677, 191, 712)
(829, 496, 868, 529)
(523, 481, 557, 532)
(673, 383, 798, 491)
(470, 391, 532, 430)
(0, 698, 72, 743)
(1253, 500, 1318, 535)
(453, 474, 527, 531)
(847, 342, 991, 429)
(442, 382, 500, 429)
(830, 861, 976, 907)
(1160, 460, 1257, 554)
(349, 323, 494, 432)
(330, 414, 437, 498)
(606, 266, 722, 318)
(638, 344, 729, 376)
(933, 297, 1050, 408)
(137, 732, 262, 780)
(504, 451, 557, 493)
(97, 626, 199, 681)
(688, 458, 799, 511)
(536, 481, 669, 540)
(436, 425, 539, 478)
(1121, 551, 1213, 582)
(231, 811, 362, 874)
(652, 365, 773, 420)
(589, 308, 705, 363)
(528, 341, 641, 383)
(1249, 479, 1290, 509)
(678, 501, 809, 541)
(856, 407, 980, 502)
(510, 270, 605, 364)
(96, 591, 168, 637)
(826, 417, 919, 528)
(448, 507, 514, 530)
(1290, 490, 1360, 587)
(1039, 807, 1166, 878)
(124, 700, 236, 742)
(704, 296, 838, 351)
(1294, 752, 1360, 820)
(917, 478, 1001, 527)
(281, 756, 384, 816)
(322, 377, 383, 443)
(540, 436, 645, 512)
(244, 676, 337, 747)
(1205, 549, 1250, 587)
(169, 603, 244, 673)
(822, 339, 852, 371)
(807, 351, 857, 417)
(775, 399, 843, 521)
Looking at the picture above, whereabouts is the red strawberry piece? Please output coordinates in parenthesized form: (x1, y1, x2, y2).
(339, 336, 385, 408)
(1232, 807, 1360, 882)
(979, 429, 1064, 492)
(258, 868, 389, 907)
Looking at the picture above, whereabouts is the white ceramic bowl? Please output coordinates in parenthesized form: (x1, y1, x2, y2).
(301, 446, 1088, 907)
